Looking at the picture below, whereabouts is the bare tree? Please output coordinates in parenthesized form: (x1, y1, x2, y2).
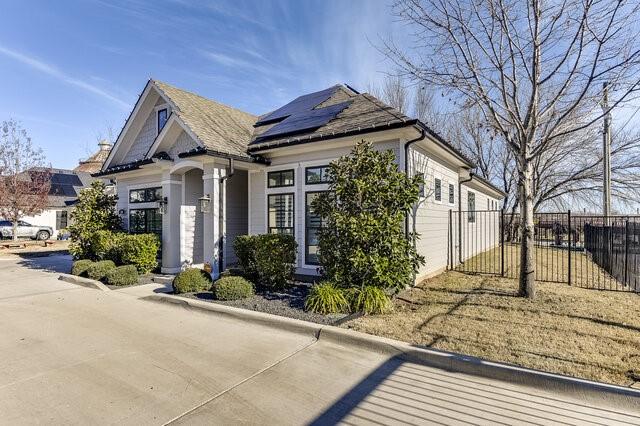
(368, 75, 411, 114)
(384, 0, 640, 298)
(0, 120, 51, 241)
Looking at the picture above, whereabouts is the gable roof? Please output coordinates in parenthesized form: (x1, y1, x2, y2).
(75, 140, 111, 173)
(153, 80, 257, 159)
(249, 85, 416, 152)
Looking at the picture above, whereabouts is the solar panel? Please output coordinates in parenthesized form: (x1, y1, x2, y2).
(255, 100, 351, 141)
(49, 184, 78, 197)
(255, 86, 339, 126)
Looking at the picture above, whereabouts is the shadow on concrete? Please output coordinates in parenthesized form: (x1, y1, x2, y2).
(308, 354, 625, 425)
(17, 254, 72, 274)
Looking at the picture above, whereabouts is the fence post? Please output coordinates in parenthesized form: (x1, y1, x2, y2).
(568, 210, 572, 285)
(624, 218, 630, 286)
(500, 209, 505, 277)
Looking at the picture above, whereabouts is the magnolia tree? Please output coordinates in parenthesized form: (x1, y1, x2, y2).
(383, 0, 640, 298)
(313, 141, 425, 292)
(0, 120, 51, 241)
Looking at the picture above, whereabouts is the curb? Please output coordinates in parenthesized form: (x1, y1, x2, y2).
(58, 274, 109, 291)
(141, 292, 640, 413)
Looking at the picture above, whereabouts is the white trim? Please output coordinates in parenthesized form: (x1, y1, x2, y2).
(154, 103, 170, 137)
(169, 159, 204, 175)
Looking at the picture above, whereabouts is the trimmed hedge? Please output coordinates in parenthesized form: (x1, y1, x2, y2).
(172, 268, 212, 294)
(86, 260, 116, 281)
(86, 230, 159, 273)
(214, 276, 255, 301)
(234, 234, 297, 290)
(71, 259, 93, 276)
(105, 265, 139, 287)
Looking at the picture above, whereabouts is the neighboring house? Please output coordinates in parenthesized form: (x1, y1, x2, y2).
(19, 168, 94, 239)
(96, 79, 505, 280)
(75, 140, 112, 174)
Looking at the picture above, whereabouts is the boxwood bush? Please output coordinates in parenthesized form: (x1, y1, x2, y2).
(105, 265, 139, 287)
(214, 276, 255, 301)
(86, 260, 116, 281)
(234, 234, 297, 290)
(305, 282, 349, 314)
(85, 230, 159, 274)
(172, 268, 212, 294)
(71, 259, 93, 276)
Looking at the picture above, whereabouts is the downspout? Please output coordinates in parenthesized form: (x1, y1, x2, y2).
(404, 128, 426, 238)
(218, 158, 235, 274)
(458, 172, 474, 264)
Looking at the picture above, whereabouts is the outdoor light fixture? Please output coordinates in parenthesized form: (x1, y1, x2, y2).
(118, 209, 126, 215)
(158, 197, 168, 215)
(199, 194, 211, 214)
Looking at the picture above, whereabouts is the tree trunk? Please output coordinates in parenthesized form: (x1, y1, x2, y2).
(518, 162, 536, 298)
(12, 220, 18, 242)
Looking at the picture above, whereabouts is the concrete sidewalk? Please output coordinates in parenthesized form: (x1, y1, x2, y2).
(1, 255, 639, 425)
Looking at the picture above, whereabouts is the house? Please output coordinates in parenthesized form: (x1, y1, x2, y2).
(96, 79, 505, 280)
(18, 142, 112, 238)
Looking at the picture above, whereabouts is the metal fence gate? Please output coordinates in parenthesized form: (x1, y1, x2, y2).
(448, 210, 640, 292)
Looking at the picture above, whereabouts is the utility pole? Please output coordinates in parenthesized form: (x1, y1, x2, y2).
(602, 82, 612, 224)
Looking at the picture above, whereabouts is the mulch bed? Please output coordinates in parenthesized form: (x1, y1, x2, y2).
(182, 283, 348, 325)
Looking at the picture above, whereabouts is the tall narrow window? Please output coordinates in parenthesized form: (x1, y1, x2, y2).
(157, 108, 168, 134)
(434, 178, 442, 201)
(268, 193, 294, 235)
(305, 192, 326, 265)
(468, 191, 476, 223)
(448, 183, 455, 204)
(56, 211, 68, 229)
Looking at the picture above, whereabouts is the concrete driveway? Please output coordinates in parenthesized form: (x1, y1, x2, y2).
(0, 255, 639, 425)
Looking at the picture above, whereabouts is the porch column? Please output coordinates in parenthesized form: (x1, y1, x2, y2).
(161, 172, 182, 274)
(203, 165, 226, 278)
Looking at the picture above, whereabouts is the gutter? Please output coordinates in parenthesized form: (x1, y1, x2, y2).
(179, 147, 270, 165)
(404, 128, 427, 239)
(458, 172, 474, 264)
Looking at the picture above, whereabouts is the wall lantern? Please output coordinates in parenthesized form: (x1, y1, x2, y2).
(118, 209, 126, 215)
(199, 194, 211, 214)
(157, 197, 168, 215)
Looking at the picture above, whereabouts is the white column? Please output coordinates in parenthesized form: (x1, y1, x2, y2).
(203, 165, 226, 278)
(161, 172, 182, 274)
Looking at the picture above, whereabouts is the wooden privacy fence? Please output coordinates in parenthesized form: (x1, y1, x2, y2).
(448, 210, 640, 292)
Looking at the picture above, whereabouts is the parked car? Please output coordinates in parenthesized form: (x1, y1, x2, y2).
(0, 220, 53, 240)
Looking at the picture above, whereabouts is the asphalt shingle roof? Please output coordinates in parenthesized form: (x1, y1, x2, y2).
(153, 80, 257, 159)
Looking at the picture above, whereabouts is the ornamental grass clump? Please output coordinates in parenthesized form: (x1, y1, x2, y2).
(305, 282, 349, 314)
(348, 286, 392, 315)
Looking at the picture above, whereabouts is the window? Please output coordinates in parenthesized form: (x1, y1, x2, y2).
(487, 199, 490, 210)
(56, 211, 68, 229)
(267, 170, 294, 188)
(448, 183, 455, 204)
(305, 166, 331, 184)
(129, 208, 162, 235)
(129, 187, 162, 203)
(468, 192, 476, 223)
(268, 193, 294, 235)
(157, 108, 168, 134)
(434, 178, 442, 201)
(305, 192, 326, 265)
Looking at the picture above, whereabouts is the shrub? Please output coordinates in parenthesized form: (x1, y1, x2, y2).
(117, 233, 160, 274)
(348, 286, 392, 315)
(172, 268, 212, 294)
(214, 276, 255, 301)
(86, 260, 116, 281)
(71, 259, 93, 276)
(105, 265, 139, 287)
(87, 230, 120, 261)
(69, 181, 121, 259)
(234, 234, 297, 290)
(305, 282, 349, 314)
(312, 141, 425, 292)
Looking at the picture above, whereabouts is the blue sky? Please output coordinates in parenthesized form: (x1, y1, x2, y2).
(0, 0, 404, 169)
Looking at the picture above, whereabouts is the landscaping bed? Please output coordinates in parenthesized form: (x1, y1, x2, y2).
(181, 283, 348, 325)
(343, 271, 640, 387)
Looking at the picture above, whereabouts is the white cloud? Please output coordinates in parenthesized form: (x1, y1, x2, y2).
(0, 44, 130, 109)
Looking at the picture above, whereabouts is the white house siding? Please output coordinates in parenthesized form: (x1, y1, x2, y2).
(21, 208, 72, 239)
(183, 168, 204, 264)
(121, 98, 171, 164)
(248, 170, 266, 235)
(408, 146, 461, 279)
(225, 170, 248, 266)
(167, 130, 199, 159)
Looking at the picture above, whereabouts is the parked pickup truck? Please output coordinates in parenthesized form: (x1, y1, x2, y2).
(0, 220, 53, 240)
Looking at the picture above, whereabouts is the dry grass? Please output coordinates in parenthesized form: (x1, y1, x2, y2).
(344, 271, 640, 386)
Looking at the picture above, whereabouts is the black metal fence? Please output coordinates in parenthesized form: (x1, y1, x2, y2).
(448, 210, 640, 292)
